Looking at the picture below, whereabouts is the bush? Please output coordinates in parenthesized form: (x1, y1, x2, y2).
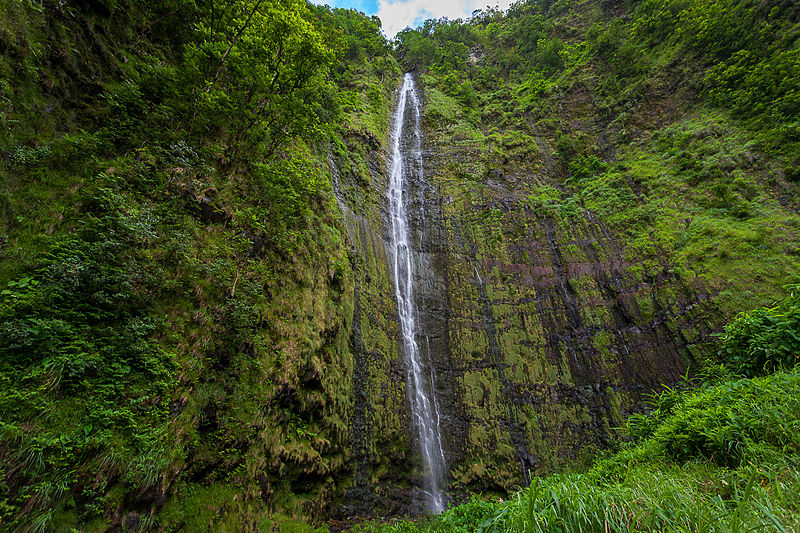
(651, 372, 800, 465)
(720, 285, 800, 377)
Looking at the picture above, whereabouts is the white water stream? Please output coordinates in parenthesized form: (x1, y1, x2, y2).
(388, 73, 447, 513)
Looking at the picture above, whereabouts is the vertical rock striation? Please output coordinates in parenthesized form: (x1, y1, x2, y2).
(387, 74, 447, 513)
(333, 73, 721, 515)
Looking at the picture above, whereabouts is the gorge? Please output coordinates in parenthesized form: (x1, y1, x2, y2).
(1, 0, 799, 531)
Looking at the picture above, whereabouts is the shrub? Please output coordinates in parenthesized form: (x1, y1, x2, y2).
(720, 285, 800, 377)
(651, 372, 800, 465)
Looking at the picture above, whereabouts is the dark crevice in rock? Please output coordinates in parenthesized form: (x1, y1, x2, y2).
(542, 216, 582, 327)
(346, 251, 373, 515)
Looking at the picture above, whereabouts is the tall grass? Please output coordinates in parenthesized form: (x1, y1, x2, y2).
(366, 369, 800, 533)
(487, 464, 799, 532)
(367, 457, 800, 533)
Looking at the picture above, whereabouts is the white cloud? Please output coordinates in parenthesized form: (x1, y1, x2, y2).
(377, 0, 515, 39)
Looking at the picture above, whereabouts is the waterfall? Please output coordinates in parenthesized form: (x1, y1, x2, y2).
(388, 73, 447, 514)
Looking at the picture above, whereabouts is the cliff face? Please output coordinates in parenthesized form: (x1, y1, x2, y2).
(332, 74, 723, 512)
(415, 103, 721, 493)
(355, 0, 800, 506)
(330, 0, 800, 502)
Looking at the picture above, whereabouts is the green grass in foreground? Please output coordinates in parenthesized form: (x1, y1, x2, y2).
(356, 365, 800, 532)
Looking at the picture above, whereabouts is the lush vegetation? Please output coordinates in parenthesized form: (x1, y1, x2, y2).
(721, 285, 800, 377)
(1, 0, 397, 530)
(356, 290, 800, 532)
(1, 0, 799, 530)
(396, 0, 800, 313)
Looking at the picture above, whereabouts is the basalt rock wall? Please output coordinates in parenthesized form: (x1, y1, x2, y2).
(409, 164, 720, 493)
(333, 76, 723, 512)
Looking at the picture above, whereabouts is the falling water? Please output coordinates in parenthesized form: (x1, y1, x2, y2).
(388, 73, 447, 513)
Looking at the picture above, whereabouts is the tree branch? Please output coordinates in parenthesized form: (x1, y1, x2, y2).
(205, 0, 266, 93)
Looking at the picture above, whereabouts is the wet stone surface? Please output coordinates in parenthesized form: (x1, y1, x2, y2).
(330, 74, 721, 515)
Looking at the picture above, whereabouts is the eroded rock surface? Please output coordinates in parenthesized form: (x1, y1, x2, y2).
(332, 76, 721, 513)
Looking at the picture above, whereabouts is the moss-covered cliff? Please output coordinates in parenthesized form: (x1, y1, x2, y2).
(0, 1, 401, 529)
(1, 0, 799, 530)
(335, 0, 799, 512)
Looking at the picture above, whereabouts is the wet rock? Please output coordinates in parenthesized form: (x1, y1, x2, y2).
(331, 74, 722, 516)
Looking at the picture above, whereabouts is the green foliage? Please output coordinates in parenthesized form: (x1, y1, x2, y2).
(525, 184, 581, 219)
(534, 37, 565, 75)
(567, 154, 606, 181)
(424, 86, 464, 125)
(0, 196, 177, 529)
(437, 496, 498, 532)
(653, 373, 800, 465)
(354, 496, 497, 533)
(309, 6, 389, 63)
(0, 0, 394, 529)
(250, 151, 325, 238)
(705, 49, 800, 133)
(397, 29, 439, 69)
(185, 0, 339, 157)
(516, 71, 553, 110)
(369, 369, 800, 532)
(608, 370, 800, 468)
(721, 286, 800, 377)
(625, 0, 800, 153)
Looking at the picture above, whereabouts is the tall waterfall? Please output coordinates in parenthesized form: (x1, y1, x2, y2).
(388, 73, 447, 514)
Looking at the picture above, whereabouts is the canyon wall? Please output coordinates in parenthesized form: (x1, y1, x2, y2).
(330, 74, 722, 514)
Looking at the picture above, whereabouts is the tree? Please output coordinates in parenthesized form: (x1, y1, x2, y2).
(185, 0, 338, 158)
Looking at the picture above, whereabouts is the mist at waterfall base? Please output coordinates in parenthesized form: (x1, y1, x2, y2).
(388, 74, 447, 514)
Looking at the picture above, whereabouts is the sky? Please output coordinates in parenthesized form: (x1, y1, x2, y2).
(311, 0, 515, 39)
